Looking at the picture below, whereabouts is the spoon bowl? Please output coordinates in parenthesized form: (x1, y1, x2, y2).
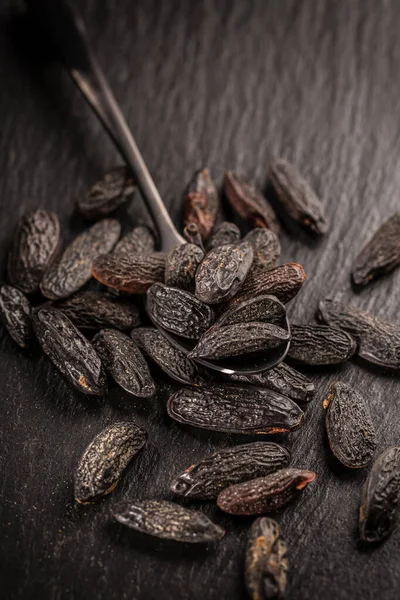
(147, 300, 291, 374)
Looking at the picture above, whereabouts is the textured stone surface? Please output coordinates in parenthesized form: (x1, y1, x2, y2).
(1, 1, 400, 599)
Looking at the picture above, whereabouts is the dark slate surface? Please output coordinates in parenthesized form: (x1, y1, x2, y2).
(0, 1, 399, 599)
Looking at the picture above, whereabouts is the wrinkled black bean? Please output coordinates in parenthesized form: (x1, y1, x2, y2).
(324, 381, 377, 468)
(8, 210, 61, 294)
(228, 263, 306, 306)
(224, 171, 280, 234)
(269, 159, 328, 234)
(207, 222, 241, 250)
(131, 327, 197, 384)
(183, 168, 219, 241)
(0, 284, 32, 348)
(224, 362, 315, 404)
(244, 228, 281, 271)
(164, 243, 204, 292)
(92, 329, 155, 397)
(167, 384, 304, 434)
(171, 442, 291, 500)
(32, 306, 107, 395)
(78, 166, 135, 220)
(217, 468, 316, 515)
(74, 421, 147, 503)
(287, 324, 356, 365)
(359, 446, 400, 543)
(41, 219, 121, 299)
(245, 517, 288, 600)
(183, 223, 205, 250)
(92, 252, 166, 294)
(56, 291, 140, 330)
(189, 322, 290, 360)
(147, 282, 215, 339)
(216, 295, 286, 328)
(113, 500, 225, 543)
(113, 226, 155, 256)
(195, 242, 254, 304)
(352, 214, 400, 286)
(318, 299, 400, 370)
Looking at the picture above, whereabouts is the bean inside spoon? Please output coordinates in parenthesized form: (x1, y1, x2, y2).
(27, 0, 290, 374)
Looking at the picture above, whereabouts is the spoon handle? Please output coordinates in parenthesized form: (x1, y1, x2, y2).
(27, 0, 185, 250)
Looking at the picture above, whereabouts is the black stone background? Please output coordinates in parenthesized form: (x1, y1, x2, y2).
(0, 1, 399, 599)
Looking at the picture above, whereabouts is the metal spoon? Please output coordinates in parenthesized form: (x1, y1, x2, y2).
(27, 0, 290, 374)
